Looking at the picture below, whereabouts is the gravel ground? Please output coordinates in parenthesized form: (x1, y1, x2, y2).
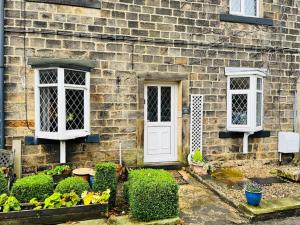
(202, 164, 300, 205)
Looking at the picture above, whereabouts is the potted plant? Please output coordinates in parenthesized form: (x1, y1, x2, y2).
(43, 165, 72, 183)
(190, 148, 214, 176)
(245, 182, 263, 206)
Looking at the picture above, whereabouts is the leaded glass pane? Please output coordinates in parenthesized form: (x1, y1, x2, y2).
(257, 78, 262, 90)
(245, 0, 257, 16)
(66, 89, 85, 130)
(161, 87, 171, 122)
(40, 87, 58, 132)
(256, 92, 262, 126)
(65, 69, 86, 86)
(40, 69, 58, 84)
(230, 77, 250, 90)
(232, 94, 248, 125)
(147, 86, 158, 122)
(231, 0, 242, 13)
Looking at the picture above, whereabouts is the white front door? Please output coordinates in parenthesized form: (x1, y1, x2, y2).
(144, 84, 177, 163)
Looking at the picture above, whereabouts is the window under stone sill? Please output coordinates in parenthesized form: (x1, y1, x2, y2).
(26, 0, 101, 9)
(220, 14, 273, 26)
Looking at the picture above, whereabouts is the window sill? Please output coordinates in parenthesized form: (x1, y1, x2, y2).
(26, 0, 101, 9)
(219, 130, 270, 139)
(220, 14, 273, 26)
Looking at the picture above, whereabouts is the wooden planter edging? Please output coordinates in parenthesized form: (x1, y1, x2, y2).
(0, 204, 108, 225)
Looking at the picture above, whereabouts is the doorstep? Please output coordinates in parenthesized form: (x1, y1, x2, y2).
(239, 196, 300, 222)
(143, 161, 184, 170)
(107, 215, 181, 225)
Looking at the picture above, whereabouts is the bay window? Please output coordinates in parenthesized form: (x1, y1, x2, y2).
(225, 67, 266, 133)
(35, 68, 90, 140)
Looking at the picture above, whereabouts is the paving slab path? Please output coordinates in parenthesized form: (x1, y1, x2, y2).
(179, 170, 247, 225)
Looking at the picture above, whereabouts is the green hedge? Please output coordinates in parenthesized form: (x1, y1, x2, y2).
(93, 162, 117, 205)
(0, 171, 7, 194)
(11, 175, 54, 202)
(55, 177, 90, 196)
(126, 169, 179, 221)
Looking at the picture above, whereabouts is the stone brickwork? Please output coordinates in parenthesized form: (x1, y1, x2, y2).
(3, 0, 300, 173)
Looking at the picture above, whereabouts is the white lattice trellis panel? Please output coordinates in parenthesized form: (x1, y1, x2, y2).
(190, 95, 203, 154)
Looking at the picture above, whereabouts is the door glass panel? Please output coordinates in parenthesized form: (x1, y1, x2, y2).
(161, 87, 171, 122)
(232, 94, 248, 125)
(147, 86, 158, 122)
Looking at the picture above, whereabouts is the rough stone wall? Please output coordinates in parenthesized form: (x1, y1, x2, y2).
(3, 0, 300, 173)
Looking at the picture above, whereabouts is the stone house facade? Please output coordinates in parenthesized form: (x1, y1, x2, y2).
(2, 0, 300, 174)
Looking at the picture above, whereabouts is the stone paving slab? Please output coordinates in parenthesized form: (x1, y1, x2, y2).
(107, 215, 181, 225)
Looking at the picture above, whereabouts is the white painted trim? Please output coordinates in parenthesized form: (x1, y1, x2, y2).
(225, 67, 267, 77)
(190, 94, 203, 154)
(144, 83, 178, 163)
(226, 70, 264, 133)
(34, 67, 91, 140)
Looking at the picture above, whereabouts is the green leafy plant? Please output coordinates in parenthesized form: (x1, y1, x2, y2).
(0, 171, 7, 194)
(29, 198, 43, 210)
(44, 165, 71, 176)
(44, 193, 62, 209)
(192, 148, 203, 163)
(0, 193, 8, 211)
(2, 196, 21, 213)
(245, 182, 263, 193)
(61, 191, 80, 207)
(125, 169, 179, 222)
(11, 175, 54, 202)
(93, 162, 117, 205)
(55, 177, 90, 196)
(81, 189, 110, 205)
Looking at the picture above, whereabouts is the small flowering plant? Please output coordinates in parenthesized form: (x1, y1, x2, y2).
(245, 182, 263, 193)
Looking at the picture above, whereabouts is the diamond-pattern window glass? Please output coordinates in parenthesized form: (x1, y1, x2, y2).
(231, 0, 241, 12)
(66, 89, 85, 130)
(245, 0, 257, 16)
(161, 87, 171, 122)
(230, 77, 250, 90)
(232, 94, 248, 125)
(147, 86, 158, 122)
(39, 69, 58, 84)
(65, 69, 86, 86)
(256, 92, 262, 126)
(40, 87, 58, 132)
(257, 78, 262, 90)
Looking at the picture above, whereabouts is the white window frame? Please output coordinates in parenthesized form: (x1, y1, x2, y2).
(225, 67, 266, 133)
(230, 0, 260, 17)
(35, 67, 90, 140)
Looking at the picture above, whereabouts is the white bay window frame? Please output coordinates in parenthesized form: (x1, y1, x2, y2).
(230, 0, 260, 17)
(35, 67, 90, 140)
(226, 67, 266, 133)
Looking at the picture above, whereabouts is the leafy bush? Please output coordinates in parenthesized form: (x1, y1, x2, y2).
(11, 175, 54, 202)
(0, 171, 7, 194)
(81, 189, 110, 205)
(44, 193, 62, 209)
(126, 169, 179, 221)
(55, 177, 90, 196)
(93, 162, 117, 205)
(44, 165, 71, 176)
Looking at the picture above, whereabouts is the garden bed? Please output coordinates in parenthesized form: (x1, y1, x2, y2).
(189, 163, 300, 221)
(0, 203, 108, 225)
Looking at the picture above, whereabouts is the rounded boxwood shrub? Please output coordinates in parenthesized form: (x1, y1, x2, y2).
(126, 169, 179, 221)
(55, 177, 90, 196)
(11, 175, 54, 202)
(93, 162, 117, 205)
(0, 171, 7, 194)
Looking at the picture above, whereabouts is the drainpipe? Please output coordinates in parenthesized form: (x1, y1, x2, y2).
(243, 132, 253, 154)
(0, 0, 4, 149)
